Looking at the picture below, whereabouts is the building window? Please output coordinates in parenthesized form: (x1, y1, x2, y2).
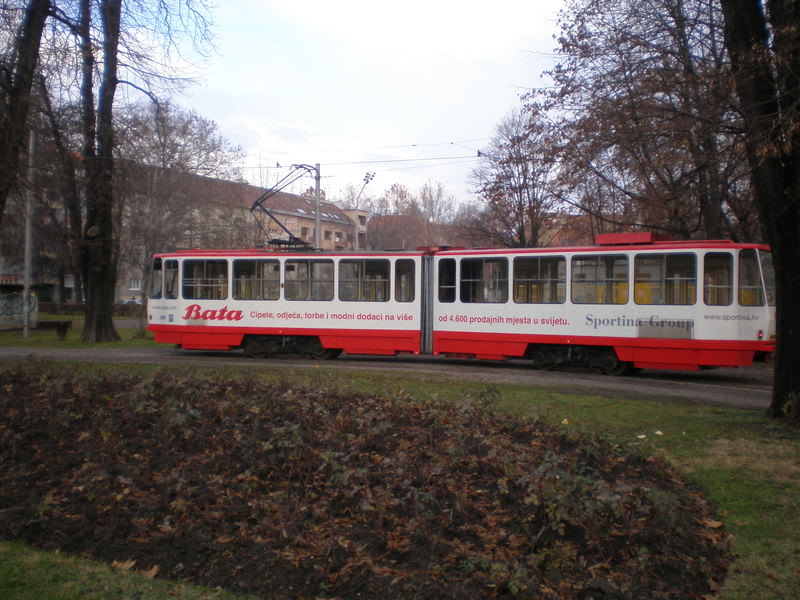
(129, 278, 142, 291)
(358, 215, 367, 226)
(324, 230, 332, 240)
(301, 227, 310, 239)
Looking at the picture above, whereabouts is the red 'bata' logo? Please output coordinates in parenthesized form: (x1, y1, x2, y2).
(182, 304, 243, 321)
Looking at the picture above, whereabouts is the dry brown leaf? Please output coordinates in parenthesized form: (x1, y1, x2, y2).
(142, 564, 160, 579)
(112, 559, 136, 570)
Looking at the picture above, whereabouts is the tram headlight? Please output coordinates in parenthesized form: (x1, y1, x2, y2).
(757, 329, 764, 340)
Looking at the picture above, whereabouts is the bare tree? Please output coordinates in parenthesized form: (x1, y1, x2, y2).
(545, 0, 756, 240)
(363, 182, 457, 249)
(719, 0, 800, 421)
(33, 0, 214, 341)
(114, 100, 245, 294)
(471, 108, 559, 247)
(0, 0, 51, 226)
(38, 89, 85, 301)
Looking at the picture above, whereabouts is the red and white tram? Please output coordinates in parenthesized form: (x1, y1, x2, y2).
(147, 233, 776, 373)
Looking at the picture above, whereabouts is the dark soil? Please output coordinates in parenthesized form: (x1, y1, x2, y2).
(0, 364, 729, 599)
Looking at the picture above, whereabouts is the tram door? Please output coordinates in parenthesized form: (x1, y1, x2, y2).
(420, 255, 435, 355)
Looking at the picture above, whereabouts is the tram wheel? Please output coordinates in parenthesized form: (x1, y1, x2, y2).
(310, 347, 341, 360)
(244, 337, 271, 359)
(599, 350, 630, 376)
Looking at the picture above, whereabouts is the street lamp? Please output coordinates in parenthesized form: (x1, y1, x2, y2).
(353, 172, 374, 250)
(354, 171, 375, 209)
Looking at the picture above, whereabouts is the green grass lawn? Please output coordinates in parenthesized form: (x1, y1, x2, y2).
(0, 362, 797, 599)
(0, 314, 154, 348)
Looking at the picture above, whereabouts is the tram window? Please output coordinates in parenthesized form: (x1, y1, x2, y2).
(571, 255, 628, 304)
(759, 251, 776, 306)
(285, 259, 334, 301)
(395, 259, 415, 302)
(513, 256, 565, 304)
(339, 259, 390, 302)
(233, 260, 279, 300)
(164, 260, 178, 299)
(149, 258, 163, 299)
(182, 260, 228, 300)
(438, 259, 456, 303)
(634, 253, 696, 305)
(461, 258, 508, 303)
(739, 249, 765, 306)
(703, 253, 732, 306)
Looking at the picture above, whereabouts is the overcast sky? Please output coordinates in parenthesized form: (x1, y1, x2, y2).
(180, 0, 563, 204)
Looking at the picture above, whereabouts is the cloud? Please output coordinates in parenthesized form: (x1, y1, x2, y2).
(180, 0, 563, 200)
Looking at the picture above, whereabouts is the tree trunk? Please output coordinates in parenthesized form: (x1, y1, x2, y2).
(720, 0, 800, 420)
(0, 0, 50, 226)
(80, 0, 122, 342)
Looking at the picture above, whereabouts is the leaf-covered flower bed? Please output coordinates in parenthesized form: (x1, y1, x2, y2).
(0, 365, 729, 598)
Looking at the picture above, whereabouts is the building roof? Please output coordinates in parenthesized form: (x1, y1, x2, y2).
(255, 190, 353, 225)
(192, 175, 352, 225)
(118, 163, 355, 226)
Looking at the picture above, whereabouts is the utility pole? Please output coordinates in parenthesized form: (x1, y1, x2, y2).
(23, 129, 34, 340)
(314, 163, 321, 249)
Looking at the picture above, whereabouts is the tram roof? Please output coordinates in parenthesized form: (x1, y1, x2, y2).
(154, 235, 771, 259)
(434, 234, 771, 256)
(153, 248, 433, 259)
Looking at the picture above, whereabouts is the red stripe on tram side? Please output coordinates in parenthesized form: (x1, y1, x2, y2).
(432, 331, 774, 369)
(148, 324, 421, 355)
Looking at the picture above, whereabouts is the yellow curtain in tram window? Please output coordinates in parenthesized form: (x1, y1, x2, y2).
(634, 282, 652, 304)
(739, 287, 761, 306)
(529, 283, 541, 303)
(614, 282, 627, 304)
(706, 284, 730, 305)
(684, 282, 696, 304)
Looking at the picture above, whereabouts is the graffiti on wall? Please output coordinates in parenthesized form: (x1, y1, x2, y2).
(0, 293, 39, 329)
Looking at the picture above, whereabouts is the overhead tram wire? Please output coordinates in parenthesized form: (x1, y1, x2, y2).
(378, 157, 481, 174)
(322, 153, 479, 167)
(238, 148, 487, 196)
(236, 138, 490, 172)
(366, 137, 489, 151)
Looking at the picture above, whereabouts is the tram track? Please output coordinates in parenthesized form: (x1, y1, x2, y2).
(0, 345, 773, 410)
